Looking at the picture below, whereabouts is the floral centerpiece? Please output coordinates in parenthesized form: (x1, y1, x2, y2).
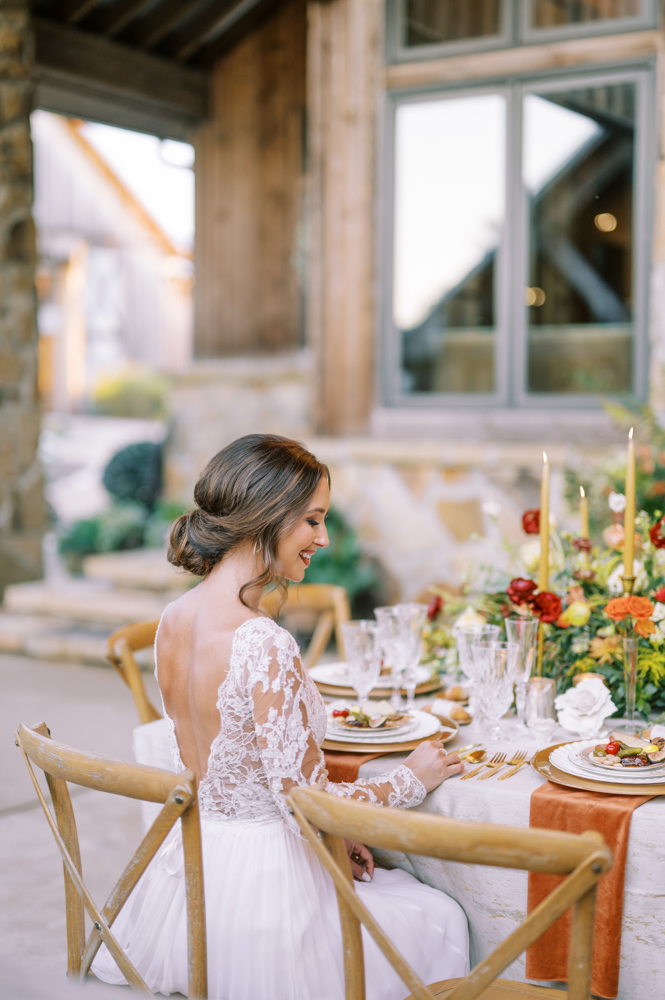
(422, 504, 665, 721)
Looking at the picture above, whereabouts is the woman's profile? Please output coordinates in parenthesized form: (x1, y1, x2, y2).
(92, 434, 469, 999)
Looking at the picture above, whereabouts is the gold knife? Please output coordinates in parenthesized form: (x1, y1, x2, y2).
(498, 759, 530, 781)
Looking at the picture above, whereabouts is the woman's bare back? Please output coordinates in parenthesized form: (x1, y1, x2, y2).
(156, 585, 262, 782)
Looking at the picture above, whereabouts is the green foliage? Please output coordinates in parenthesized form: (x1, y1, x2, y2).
(93, 369, 170, 420)
(303, 507, 381, 603)
(103, 442, 163, 511)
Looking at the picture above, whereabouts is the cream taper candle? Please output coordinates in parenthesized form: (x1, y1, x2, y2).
(539, 452, 549, 592)
(623, 428, 635, 589)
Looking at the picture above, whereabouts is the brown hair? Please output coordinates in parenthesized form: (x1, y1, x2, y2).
(168, 434, 329, 607)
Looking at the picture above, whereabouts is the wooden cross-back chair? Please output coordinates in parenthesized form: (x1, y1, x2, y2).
(14, 722, 207, 998)
(106, 619, 162, 726)
(260, 583, 351, 668)
(288, 788, 613, 1000)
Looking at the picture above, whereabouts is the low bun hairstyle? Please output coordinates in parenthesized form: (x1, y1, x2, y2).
(168, 434, 330, 607)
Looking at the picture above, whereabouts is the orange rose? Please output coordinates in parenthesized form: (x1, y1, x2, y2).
(604, 597, 631, 621)
(635, 618, 656, 638)
(627, 596, 654, 619)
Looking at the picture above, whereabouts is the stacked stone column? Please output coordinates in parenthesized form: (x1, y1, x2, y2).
(0, 0, 44, 593)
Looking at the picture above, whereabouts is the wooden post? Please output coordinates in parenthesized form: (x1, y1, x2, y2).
(307, 0, 384, 435)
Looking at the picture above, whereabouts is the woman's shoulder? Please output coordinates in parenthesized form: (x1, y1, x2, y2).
(233, 616, 301, 672)
(235, 615, 298, 648)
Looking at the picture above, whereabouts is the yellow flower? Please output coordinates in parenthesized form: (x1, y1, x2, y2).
(589, 635, 621, 665)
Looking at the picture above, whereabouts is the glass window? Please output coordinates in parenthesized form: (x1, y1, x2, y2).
(524, 83, 634, 394)
(531, 0, 641, 30)
(393, 93, 506, 395)
(404, 0, 501, 48)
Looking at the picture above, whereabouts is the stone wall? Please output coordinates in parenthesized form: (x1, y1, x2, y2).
(0, 1, 44, 594)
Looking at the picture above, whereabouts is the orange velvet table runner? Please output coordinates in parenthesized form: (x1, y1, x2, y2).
(526, 781, 656, 998)
(324, 750, 387, 783)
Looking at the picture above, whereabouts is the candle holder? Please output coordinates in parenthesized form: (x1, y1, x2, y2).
(621, 576, 635, 595)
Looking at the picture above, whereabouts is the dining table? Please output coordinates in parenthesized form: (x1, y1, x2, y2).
(356, 714, 665, 1000)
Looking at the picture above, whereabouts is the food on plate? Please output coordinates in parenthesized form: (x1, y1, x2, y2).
(430, 699, 471, 724)
(591, 735, 665, 767)
(449, 704, 472, 724)
(443, 685, 468, 702)
(331, 701, 410, 730)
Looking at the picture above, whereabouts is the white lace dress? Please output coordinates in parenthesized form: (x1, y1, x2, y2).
(92, 617, 469, 999)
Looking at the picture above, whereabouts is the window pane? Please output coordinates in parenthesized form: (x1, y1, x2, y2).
(523, 84, 634, 394)
(532, 0, 641, 29)
(405, 0, 500, 47)
(394, 94, 505, 394)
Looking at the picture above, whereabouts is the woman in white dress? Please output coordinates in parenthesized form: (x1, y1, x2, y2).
(92, 434, 469, 999)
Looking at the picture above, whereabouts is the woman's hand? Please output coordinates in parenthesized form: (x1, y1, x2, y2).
(403, 740, 464, 793)
(344, 839, 374, 882)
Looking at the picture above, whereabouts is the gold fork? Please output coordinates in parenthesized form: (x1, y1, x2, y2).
(461, 752, 505, 780)
(497, 750, 530, 780)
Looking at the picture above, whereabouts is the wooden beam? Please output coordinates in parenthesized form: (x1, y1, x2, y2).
(33, 17, 208, 129)
(167, 0, 263, 61)
(127, 0, 205, 49)
(60, 0, 101, 24)
(93, 0, 156, 37)
(193, 0, 285, 65)
(386, 28, 661, 91)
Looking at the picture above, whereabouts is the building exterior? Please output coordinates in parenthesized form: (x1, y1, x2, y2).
(0, 0, 662, 593)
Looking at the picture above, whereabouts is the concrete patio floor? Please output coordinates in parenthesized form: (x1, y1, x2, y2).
(0, 652, 161, 994)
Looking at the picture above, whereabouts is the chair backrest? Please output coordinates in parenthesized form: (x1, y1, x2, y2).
(260, 583, 351, 668)
(106, 619, 162, 725)
(15, 722, 207, 999)
(288, 788, 612, 1000)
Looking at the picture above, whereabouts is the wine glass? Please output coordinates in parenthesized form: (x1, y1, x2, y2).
(341, 621, 381, 705)
(396, 603, 427, 710)
(505, 618, 539, 732)
(374, 606, 408, 710)
(454, 624, 500, 722)
(471, 641, 519, 740)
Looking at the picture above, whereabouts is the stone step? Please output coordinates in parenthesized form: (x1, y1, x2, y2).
(3, 580, 178, 627)
(82, 548, 192, 592)
(0, 612, 155, 668)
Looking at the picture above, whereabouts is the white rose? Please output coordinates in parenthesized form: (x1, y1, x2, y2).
(653, 602, 665, 622)
(554, 678, 617, 739)
(609, 491, 627, 513)
(482, 501, 501, 518)
(607, 560, 647, 595)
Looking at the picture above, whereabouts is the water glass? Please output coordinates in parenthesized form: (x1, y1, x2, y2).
(341, 621, 381, 704)
(454, 624, 500, 721)
(375, 604, 427, 710)
(471, 641, 519, 740)
(505, 618, 539, 730)
(397, 603, 427, 710)
(525, 677, 557, 740)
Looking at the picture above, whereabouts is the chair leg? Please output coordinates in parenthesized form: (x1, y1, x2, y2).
(567, 884, 597, 1000)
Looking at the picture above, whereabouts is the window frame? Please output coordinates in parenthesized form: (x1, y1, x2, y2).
(387, 0, 659, 64)
(380, 61, 656, 410)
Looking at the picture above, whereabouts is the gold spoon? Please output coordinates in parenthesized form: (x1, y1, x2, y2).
(462, 749, 486, 764)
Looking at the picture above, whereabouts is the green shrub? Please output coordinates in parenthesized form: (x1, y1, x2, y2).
(58, 502, 148, 573)
(93, 370, 170, 419)
(103, 442, 162, 511)
(144, 500, 189, 548)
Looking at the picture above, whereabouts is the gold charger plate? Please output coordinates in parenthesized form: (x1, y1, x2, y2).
(315, 677, 443, 699)
(322, 716, 458, 754)
(531, 742, 665, 796)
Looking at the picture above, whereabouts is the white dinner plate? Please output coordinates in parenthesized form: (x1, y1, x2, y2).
(568, 747, 665, 781)
(325, 709, 446, 744)
(310, 662, 432, 689)
(551, 742, 665, 784)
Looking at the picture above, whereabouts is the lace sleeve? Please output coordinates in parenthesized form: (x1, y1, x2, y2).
(248, 626, 427, 834)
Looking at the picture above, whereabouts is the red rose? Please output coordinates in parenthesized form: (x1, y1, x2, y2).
(531, 591, 563, 624)
(654, 587, 665, 602)
(572, 537, 592, 553)
(650, 518, 665, 549)
(522, 509, 540, 535)
(506, 578, 537, 605)
(427, 595, 443, 620)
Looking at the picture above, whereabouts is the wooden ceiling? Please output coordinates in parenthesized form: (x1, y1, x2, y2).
(30, 0, 288, 139)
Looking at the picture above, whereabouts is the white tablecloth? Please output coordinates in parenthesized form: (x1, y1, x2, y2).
(358, 717, 665, 999)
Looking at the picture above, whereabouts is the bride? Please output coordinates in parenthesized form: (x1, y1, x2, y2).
(92, 434, 469, 999)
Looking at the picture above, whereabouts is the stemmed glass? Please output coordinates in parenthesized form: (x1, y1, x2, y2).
(398, 603, 427, 710)
(341, 621, 381, 705)
(375, 605, 427, 710)
(505, 618, 539, 732)
(471, 641, 520, 740)
(454, 624, 500, 722)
